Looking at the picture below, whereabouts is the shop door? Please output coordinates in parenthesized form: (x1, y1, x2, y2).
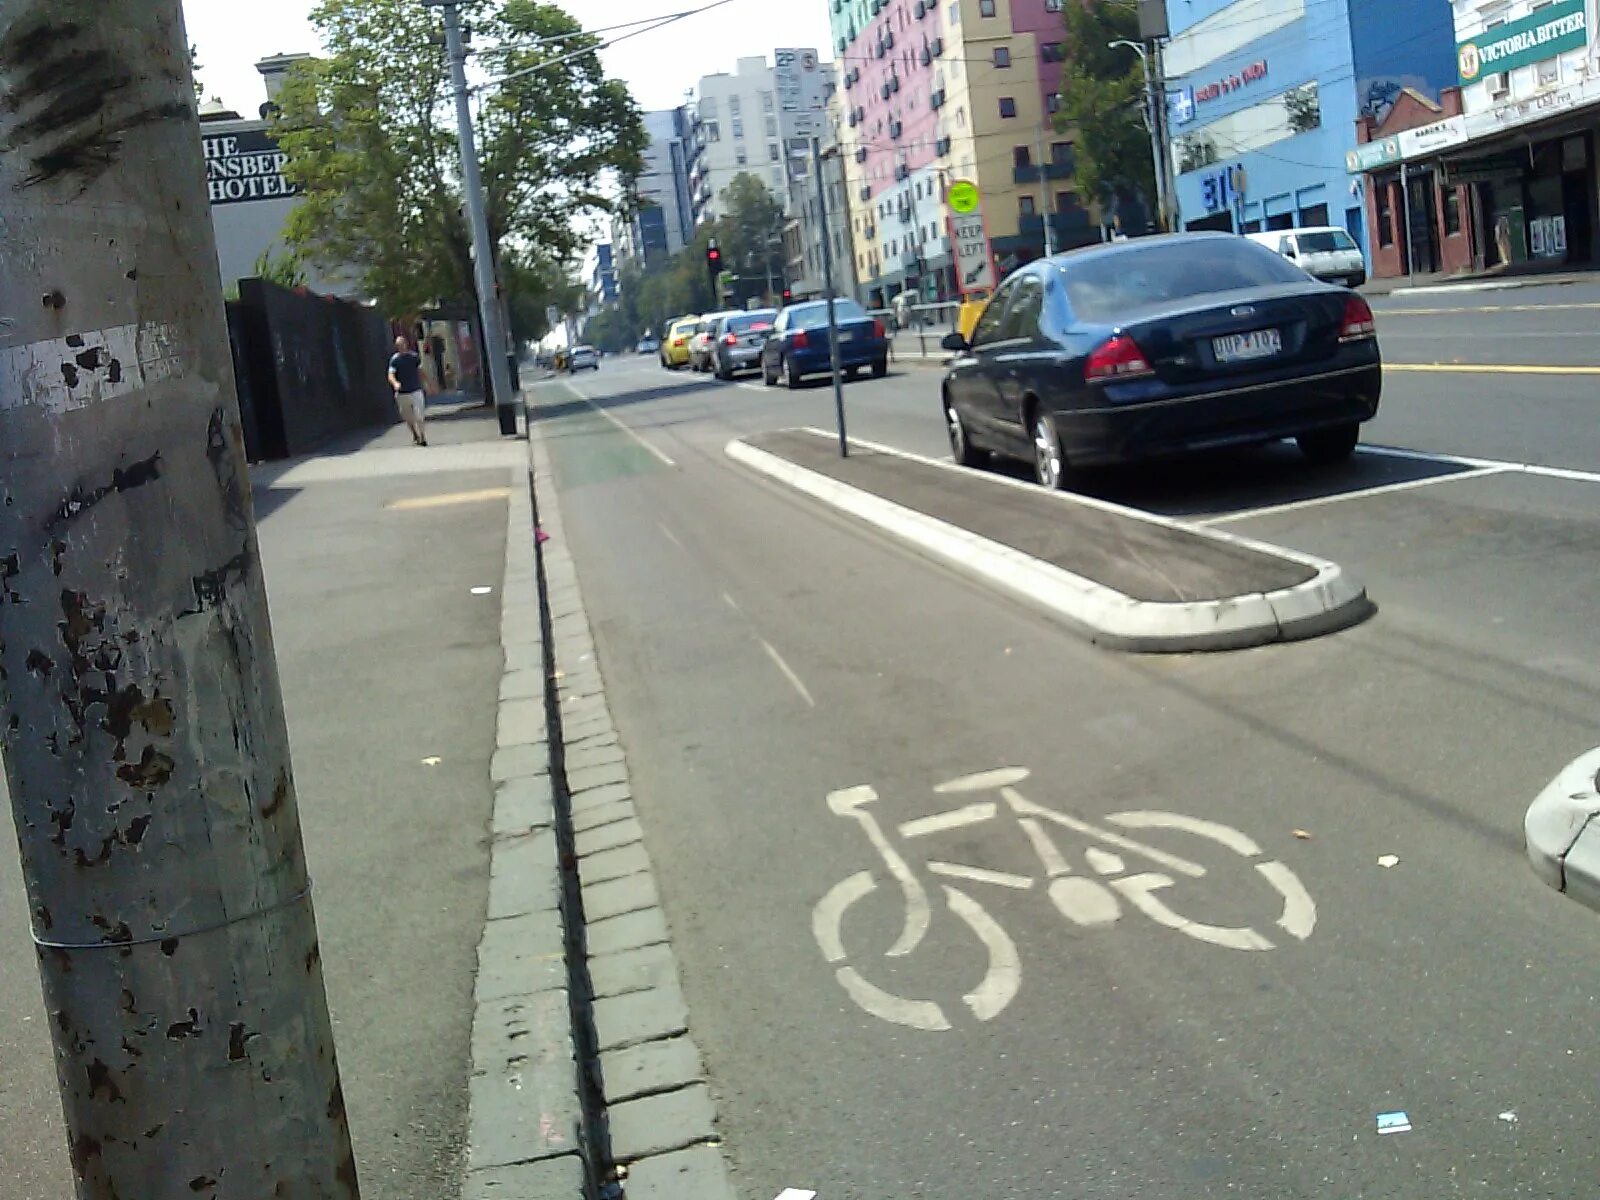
(1562, 169, 1593, 262)
(1406, 172, 1440, 274)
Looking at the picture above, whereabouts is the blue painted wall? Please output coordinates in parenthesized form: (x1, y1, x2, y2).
(1348, 0, 1460, 129)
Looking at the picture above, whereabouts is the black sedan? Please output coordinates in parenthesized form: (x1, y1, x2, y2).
(939, 233, 1381, 488)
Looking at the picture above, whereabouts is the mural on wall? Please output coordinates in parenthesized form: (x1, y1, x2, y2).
(1358, 76, 1431, 125)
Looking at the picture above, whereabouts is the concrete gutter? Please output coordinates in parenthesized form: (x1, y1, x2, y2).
(1524, 746, 1600, 911)
(726, 431, 1372, 653)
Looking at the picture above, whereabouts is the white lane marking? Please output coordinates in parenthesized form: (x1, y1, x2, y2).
(1259, 860, 1318, 941)
(738, 382, 767, 392)
(1111, 873, 1277, 951)
(1362, 443, 1600, 485)
(1004, 789, 1207, 877)
(827, 786, 929, 957)
(899, 802, 997, 839)
(1199, 466, 1513, 525)
(1049, 877, 1122, 925)
(564, 381, 676, 466)
(927, 861, 1035, 889)
(760, 637, 816, 707)
(935, 766, 1031, 793)
(657, 521, 684, 549)
(946, 886, 1022, 1021)
(836, 965, 951, 1031)
(1, 322, 181, 414)
(1107, 810, 1263, 857)
(774, 1191, 819, 1200)
(1382, 330, 1600, 337)
(1017, 816, 1073, 878)
(721, 590, 741, 612)
(812, 870, 873, 963)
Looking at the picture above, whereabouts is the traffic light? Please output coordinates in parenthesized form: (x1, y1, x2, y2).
(781, 286, 793, 304)
(705, 241, 722, 295)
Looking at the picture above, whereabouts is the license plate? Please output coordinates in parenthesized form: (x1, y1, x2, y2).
(839, 330, 856, 342)
(1213, 329, 1281, 362)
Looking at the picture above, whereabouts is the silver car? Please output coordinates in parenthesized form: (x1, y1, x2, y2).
(711, 310, 778, 380)
(568, 345, 599, 372)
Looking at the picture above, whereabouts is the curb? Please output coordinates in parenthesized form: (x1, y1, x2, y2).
(1386, 274, 1590, 298)
(527, 382, 739, 1199)
(1524, 746, 1600, 910)
(725, 430, 1372, 653)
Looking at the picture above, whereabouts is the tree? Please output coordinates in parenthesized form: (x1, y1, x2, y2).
(253, 247, 307, 289)
(1054, 1, 1154, 216)
(273, 0, 646, 317)
(1285, 83, 1322, 135)
(715, 172, 787, 295)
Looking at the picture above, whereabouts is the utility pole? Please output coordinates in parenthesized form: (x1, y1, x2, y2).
(0, 3, 359, 1197)
(1110, 38, 1175, 233)
(814, 137, 848, 458)
(1032, 129, 1057, 256)
(428, 0, 520, 435)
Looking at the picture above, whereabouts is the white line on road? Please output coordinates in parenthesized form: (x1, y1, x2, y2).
(721, 590, 741, 612)
(760, 638, 816, 707)
(1361, 444, 1600, 485)
(657, 521, 685, 549)
(1198, 465, 1513, 525)
(898, 803, 997, 839)
(564, 381, 676, 467)
(738, 382, 767, 392)
(947, 886, 1022, 1021)
(928, 861, 1035, 889)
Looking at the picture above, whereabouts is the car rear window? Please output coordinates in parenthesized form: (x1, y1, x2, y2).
(1061, 239, 1309, 321)
(1296, 230, 1358, 253)
(790, 299, 868, 326)
(727, 313, 776, 334)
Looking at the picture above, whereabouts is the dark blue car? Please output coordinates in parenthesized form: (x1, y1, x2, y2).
(761, 299, 889, 389)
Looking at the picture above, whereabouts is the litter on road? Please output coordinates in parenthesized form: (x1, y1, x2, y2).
(1377, 1111, 1412, 1134)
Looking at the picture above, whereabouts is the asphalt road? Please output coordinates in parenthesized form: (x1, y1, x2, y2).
(0, 411, 515, 1199)
(537, 284, 1600, 1199)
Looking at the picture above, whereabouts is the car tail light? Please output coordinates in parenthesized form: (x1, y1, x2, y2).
(673, 337, 684, 346)
(1339, 295, 1376, 342)
(872, 319, 887, 338)
(792, 329, 810, 348)
(1084, 334, 1154, 383)
(722, 333, 738, 345)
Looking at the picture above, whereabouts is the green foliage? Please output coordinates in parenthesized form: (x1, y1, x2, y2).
(1054, 0, 1154, 212)
(253, 247, 307, 290)
(503, 255, 583, 345)
(1285, 83, 1322, 135)
(272, 0, 646, 318)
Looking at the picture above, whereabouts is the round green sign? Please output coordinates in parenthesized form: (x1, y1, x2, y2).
(948, 180, 980, 214)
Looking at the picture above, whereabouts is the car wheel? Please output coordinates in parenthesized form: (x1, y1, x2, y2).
(763, 360, 777, 386)
(785, 356, 802, 390)
(945, 399, 985, 468)
(1297, 422, 1360, 465)
(1032, 410, 1068, 490)
(871, 358, 888, 378)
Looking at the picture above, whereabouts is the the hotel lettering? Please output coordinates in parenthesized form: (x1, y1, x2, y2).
(202, 130, 301, 205)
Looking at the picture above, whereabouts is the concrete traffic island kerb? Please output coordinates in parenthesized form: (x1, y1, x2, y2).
(1524, 746, 1600, 912)
(726, 429, 1373, 653)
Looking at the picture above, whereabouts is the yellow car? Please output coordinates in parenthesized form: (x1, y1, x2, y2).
(661, 315, 699, 369)
(956, 290, 991, 342)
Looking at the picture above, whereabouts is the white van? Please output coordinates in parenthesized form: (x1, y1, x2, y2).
(1246, 227, 1366, 288)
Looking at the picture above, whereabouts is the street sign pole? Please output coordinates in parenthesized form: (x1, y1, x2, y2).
(814, 137, 848, 458)
(0, 2, 359, 1194)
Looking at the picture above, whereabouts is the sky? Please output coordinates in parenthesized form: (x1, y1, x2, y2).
(182, 0, 834, 117)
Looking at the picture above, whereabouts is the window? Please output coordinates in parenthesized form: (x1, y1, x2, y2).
(1046, 93, 1062, 114)
(736, 147, 748, 165)
(979, 0, 995, 14)
(766, 117, 778, 138)
(771, 168, 784, 189)
(1062, 239, 1308, 321)
(1055, 190, 1075, 212)
(769, 142, 781, 161)
(1050, 141, 1072, 165)
(1443, 187, 1462, 235)
(705, 120, 721, 142)
(970, 278, 1016, 346)
(1019, 194, 1037, 216)
(1296, 228, 1356, 252)
(1045, 0, 1063, 8)
(994, 46, 1011, 67)
(1538, 56, 1560, 87)
(1014, 145, 1031, 168)
(730, 97, 741, 114)
(1376, 184, 1394, 247)
(1298, 203, 1330, 228)
(762, 91, 774, 112)
(948, 2, 960, 24)
(999, 275, 1045, 340)
(999, 96, 1017, 118)
(1041, 42, 1065, 63)
(733, 118, 744, 138)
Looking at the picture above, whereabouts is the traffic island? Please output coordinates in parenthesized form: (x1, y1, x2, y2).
(727, 428, 1373, 652)
(1524, 747, 1600, 912)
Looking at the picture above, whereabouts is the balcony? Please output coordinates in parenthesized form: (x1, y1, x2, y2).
(1012, 160, 1076, 185)
(889, 120, 903, 139)
(930, 88, 945, 109)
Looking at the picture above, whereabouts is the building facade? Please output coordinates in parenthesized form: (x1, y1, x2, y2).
(834, 0, 1097, 309)
(1168, 0, 1459, 262)
(688, 57, 790, 223)
(617, 107, 696, 267)
(784, 126, 862, 300)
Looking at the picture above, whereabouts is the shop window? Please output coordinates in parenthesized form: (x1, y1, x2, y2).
(1240, 220, 1261, 233)
(1538, 57, 1560, 87)
(1444, 186, 1462, 235)
(1376, 185, 1394, 247)
(1299, 202, 1329, 226)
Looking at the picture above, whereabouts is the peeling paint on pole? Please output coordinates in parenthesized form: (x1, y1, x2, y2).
(0, 3, 360, 1197)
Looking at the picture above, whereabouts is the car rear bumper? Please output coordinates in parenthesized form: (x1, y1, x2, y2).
(1052, 362, 1382, 465)
(790, 343, 888, 374)
(718, 348, 764, 371)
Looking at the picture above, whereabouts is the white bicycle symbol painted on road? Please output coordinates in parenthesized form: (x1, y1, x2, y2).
(812, 768, 1316, 1031)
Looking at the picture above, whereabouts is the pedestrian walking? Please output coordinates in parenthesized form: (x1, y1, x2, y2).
(388, 336, 430, 446)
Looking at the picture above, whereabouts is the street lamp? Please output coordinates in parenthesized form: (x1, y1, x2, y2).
(1109, 38, 1178, 233)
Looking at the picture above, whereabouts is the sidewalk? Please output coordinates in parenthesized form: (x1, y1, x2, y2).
(1365, 261, 1600, 297)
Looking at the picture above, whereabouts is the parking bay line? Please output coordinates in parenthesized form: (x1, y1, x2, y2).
(759, 637, 816, 708)
(1199, 465, 1513, 525)
(1386, 362, 1600, 375)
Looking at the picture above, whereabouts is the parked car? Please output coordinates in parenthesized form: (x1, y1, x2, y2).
(636, 336, 661, 354)
(661, 316, 699, 369)
(689, 311, 737, 372)
(761, 299, 889, 389)
(1246, 227, 1367, 287)
(711, 309, 778, 380)
(568, 345, 600, 372)
(938, 232, 1381, 488)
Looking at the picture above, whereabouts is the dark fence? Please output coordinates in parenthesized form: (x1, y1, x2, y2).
(227, 278, 394, 461)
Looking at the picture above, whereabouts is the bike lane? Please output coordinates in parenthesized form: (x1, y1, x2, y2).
(534, 366, 1600, 1199)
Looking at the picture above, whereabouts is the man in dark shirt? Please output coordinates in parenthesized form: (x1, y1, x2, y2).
(387, 336, 429, 446)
